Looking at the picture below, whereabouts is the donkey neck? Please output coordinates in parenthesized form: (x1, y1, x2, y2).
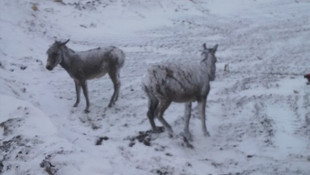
(59, 46, 75, 71)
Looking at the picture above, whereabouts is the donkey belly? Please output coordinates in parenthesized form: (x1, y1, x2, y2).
(86, 68, 108, 80)
(154, 82, 200, 102)
(89, 72, 107, 79)
(83, 62, 109, 80)
(170, 91, 199, 102)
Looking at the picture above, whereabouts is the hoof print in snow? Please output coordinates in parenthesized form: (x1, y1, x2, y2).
(20, 66, 27, 70)
(247, 155, 254, 158)
(40, 150, 72, 175)
(91, 125, 100, 130)
(128, 142, 135, 147)
(136, 131, 152, 146)
(40, 159, 57, 175)
(154, 145, 167, 152)
(128, 130, 156, 147)
(151, 168, 172, 175)
(165, 153, 173, 157)
(95, 136, 109, 145)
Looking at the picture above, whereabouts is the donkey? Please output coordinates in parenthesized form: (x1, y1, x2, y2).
(46, 39, 125, 113)
(142, 43, 218, 139)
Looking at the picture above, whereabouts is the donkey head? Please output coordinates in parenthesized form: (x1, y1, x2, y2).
(201, 43, 218, 81)
(46, 39, 70, 70)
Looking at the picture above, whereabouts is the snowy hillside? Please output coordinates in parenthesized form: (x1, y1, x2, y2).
(0, 0, 310, 174)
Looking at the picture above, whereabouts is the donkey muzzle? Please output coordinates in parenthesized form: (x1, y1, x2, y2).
(46, 65, 53, 70)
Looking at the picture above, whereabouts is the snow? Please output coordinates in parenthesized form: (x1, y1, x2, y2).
(1, 0, 310, 174)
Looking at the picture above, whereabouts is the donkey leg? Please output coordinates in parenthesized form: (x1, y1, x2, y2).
(156, 100, 173, 137)
(199, 99, 210, 137)
(81, 81, 90, 113)
(73, 80, 81, 107)
(147, 97, 159, 132)
(184, 102, 192, 140)
(108, 69, 120, 107)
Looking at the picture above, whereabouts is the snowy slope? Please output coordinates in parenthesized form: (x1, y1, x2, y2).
(1, 0, 310, 174)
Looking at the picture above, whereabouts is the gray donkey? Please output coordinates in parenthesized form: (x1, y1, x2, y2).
(142, 43, 218, 139)
(46, 39, 125, 113)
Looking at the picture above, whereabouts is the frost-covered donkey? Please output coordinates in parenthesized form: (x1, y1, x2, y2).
(143, 43, 218, 138)
(46, 39, 125, 113)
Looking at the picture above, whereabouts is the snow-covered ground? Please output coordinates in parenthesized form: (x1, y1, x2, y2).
(1, 0, 310, 174)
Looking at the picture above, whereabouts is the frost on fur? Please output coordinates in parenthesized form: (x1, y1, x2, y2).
(143, 43, 218, 139)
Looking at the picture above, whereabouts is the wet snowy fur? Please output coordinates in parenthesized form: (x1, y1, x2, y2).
(46, 40, 125, 112)
(143, 43, 218, 138)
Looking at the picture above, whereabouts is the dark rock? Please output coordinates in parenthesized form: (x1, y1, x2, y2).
(95, 136, 109, 145)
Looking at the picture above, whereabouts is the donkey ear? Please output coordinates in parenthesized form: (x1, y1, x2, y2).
(61, 39, 70, 46)
(213, 44, 218, 52)
(202, 43, 207, 50)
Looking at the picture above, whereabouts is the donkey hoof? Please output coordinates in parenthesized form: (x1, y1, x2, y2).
(181, 132, 193, 141)
(84, 109, 90, 113)
(108, 102, 115, 108)
(151, 126, 165, 133)
(204, 131, 210, 137)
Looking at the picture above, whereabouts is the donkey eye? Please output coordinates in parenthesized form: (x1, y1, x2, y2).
(50, 54, 58, 60)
